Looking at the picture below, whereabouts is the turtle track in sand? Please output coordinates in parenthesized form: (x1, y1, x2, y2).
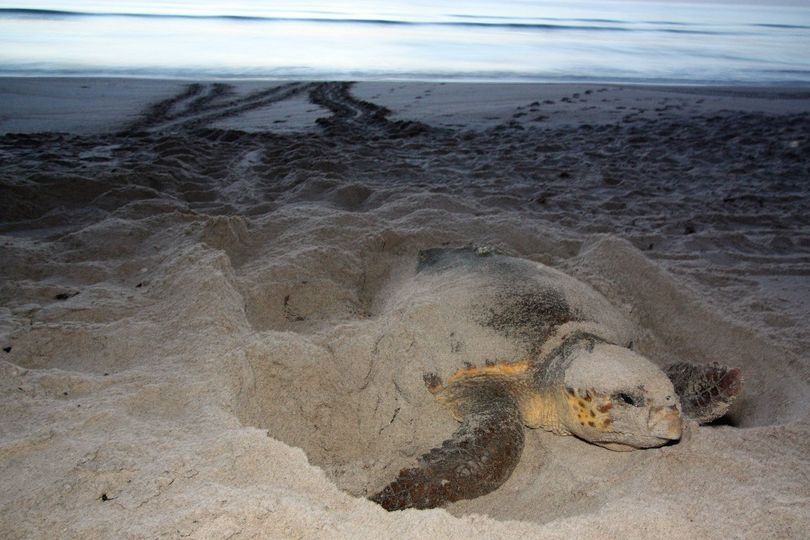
(120, 82, 314, 134)
(309, 81, 431, 138)
(118, 81, 430, 137)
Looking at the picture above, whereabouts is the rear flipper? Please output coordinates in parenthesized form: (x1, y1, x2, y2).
(665, 362, 743, 424)
(369, 377, 525, 511)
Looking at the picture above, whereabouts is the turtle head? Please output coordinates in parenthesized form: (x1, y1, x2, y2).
(555, 341, 682, 451)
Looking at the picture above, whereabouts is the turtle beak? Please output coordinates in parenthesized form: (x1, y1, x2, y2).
(648, 405, 682, 441)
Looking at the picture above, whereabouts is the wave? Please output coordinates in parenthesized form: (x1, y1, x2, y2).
(752, 23, 810, 30)
(0, 7, 730, 35)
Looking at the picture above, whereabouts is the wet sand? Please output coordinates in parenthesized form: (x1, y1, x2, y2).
(1, 78, 809, 538)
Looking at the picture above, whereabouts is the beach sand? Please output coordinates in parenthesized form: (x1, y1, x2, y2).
(1, 78, 808, 538)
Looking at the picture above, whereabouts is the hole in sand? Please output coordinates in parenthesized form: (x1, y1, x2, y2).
(237, 234, 410, 333)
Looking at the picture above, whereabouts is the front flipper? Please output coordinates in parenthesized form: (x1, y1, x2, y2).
(369, 378, 525, 511)
(665, 362, 743, 424)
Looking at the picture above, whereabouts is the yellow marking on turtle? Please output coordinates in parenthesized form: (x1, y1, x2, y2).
(566, 388, 615, 433)
(438, 363, 567, 433)
(446, 360, 530, 385)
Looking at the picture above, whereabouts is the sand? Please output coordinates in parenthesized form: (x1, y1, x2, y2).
(1, 78, 808, 538)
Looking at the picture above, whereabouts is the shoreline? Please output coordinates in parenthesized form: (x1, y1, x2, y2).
(4, 72, 810, 86)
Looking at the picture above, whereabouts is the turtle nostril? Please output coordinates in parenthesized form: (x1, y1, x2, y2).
(648, 406, 683, 440)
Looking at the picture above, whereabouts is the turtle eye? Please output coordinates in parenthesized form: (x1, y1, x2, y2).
(614, 392, 644, 407)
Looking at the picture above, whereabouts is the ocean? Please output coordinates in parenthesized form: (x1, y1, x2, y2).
(1, 0, 809, 84)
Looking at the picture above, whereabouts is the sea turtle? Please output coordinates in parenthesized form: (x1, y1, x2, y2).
(369, 247, 742, 511)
